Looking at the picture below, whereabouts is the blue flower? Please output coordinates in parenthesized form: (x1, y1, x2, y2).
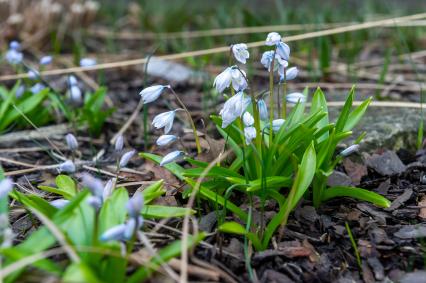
(220, 91, 251, 128)
(286, 92, 306, 104)
(244, 126, 256, 145)
(79, 58, 97, 67)
(119, 150, 136, 168)
(40, 55, 53, 65)
(156, 135, 177, 147)
(0, 179, 13, 199)
(257, 99, 268, 121)
(5, 49, 23, 65)
(265, 32, 281, 46)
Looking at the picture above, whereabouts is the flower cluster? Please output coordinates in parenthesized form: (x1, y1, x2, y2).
(212, 32, 305, 148)
(138, 85, 187, 166)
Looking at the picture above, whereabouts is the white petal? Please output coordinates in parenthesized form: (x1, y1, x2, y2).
(127, 192, 144, 218)
(139, 85, 167, 104)
(244, 127, 256, 145)
(152, 111, 176, 134)
(160, 151, 185, 166)
(340, 144, 360, 157)
(276, 42, 290, 61)
(286, 92, 306, 104)
(265, 32, 281, 46)
(272, 119, 285, 132)
(0, 179, 13, 199)
(119, 150, 136, 168)
(156, 135, 177, 147)
(50, 199, 70, 209)
(232, 43, 249, 64)
(59, 160, 76, 173)
(100, 224, 127, 241)
(213, 68, 232, 93)
(242, 112, 254, 127)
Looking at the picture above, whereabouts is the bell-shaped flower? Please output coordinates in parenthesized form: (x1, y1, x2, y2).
(81, 173, 104, 199)
(160, 151, 185, 166)
(232, 43, 249, 64)
(220, 92, 251, 128)
(15, 85, 25, 98)
(213, 67, 232, 93)
(124, 216, 143, 239)
(156, 135, 177, 147)
(244, 127, 256, 145)
(280, 67, 298, 82)
(100, 224, 127, 242)
(231, 68, 247, 92)
(9, 41, 21, 50)
(59, 160, 76, 173)
(276, 42, 290, 61)
(87, 195, 103, 210)
(69, 85, 82, 105)
(27, 69, 39, 80)
(50, 199, 70, 209)
(68, 75, 78, 86)
(257, 99, 268, 121)
(265, 32, 281, 46)
(0, 178, 13, 199)
(340, 144, 360, 157)
(126, 192, 144, 218)
(119, 150, 135, 168)
(152, 110, 176, 134)
(65, 133, 78, 151)
(286, 92, 306, 104)
(30, 83, 45, 94)
(103, 178, 115, 200)
(242, 112, 254, 127)
(115, 135, 124, 151)
(40, 55, 52, 65)
(139, 85, 168, 104)
(261, 51, 288, 74)
(79, 58, 97, 67)
(213, 67, 247, 93)
(5, 49, 23, 65)
(272, 119, 285, 132)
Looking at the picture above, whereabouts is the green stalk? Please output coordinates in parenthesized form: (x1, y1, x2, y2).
(268, 50, 277, 145)
(281, 68, 287, 118)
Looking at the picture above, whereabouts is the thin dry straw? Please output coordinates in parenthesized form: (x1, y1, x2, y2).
(88, 20, 426, 40)
(1, 12, 426, 82)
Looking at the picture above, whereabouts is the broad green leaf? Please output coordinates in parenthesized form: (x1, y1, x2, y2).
(62, 262, 102, 283)
(0, 88, 49, 130)
(184, 166, 243, 179)
(310, 87, 329, 142)
(142, 205, 194, 218)
(56, 175, 77, 197)
(218, 221, 246, 235)
(322, 186, 390, 208)
(99, 188, 129, 234)
(344, 97, 371, 131)
(10, 191, 57, 217)
(140, 180, 165, 204)
(335, 86, 354, 133)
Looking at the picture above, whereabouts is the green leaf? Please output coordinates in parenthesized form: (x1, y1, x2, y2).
(335, 86, 354, 133)
(218, 221, 246, 235)
(0, 88, 49, 130)
(322, 186, 391, 208)
(184, 165, 243, 179)
(140, 152, 185, 180)
(344, 97, 371, 131)
(140, 180, 165, 204)
(142, 205, 194, 218)
(10, 191, 57, 217)
(99, 188, 129, 234)
(310, 87, 329, 142)
(39, 175, 77, 199)
(62, 262, 102, 283)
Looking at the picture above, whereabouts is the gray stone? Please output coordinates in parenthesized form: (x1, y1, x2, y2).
(327, 171, 352, 187)
(394, 224, 426, 239)
(145, 56, 206, 84)
(400, 271, 426, 283)
(365, 150, 406, 176)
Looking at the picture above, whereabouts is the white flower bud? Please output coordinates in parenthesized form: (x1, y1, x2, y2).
(65, 133, 78, 151)
(160, 151, 185, 166)
(119, 150, 136, 168)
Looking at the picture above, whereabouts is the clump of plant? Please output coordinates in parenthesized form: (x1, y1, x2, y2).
(140, 32, 390, 251)
(1, 41, 112, 136)
(0, 171, 202, 282)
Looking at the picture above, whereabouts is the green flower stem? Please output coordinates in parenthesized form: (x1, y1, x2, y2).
(268, 49, 277, 145)
(169, 88, 202, 154)
(281, 68, 287, 119)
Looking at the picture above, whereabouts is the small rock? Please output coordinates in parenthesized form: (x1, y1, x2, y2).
(418, 195, 426, 219)
(295, 206, 319, 223)
(327, 171, 352, 187)
(199, 211, 218, 232)
(387, 188, 413, 211)
(394, 224, 426, 239)
(366, 151, 406, 176)
(367, 257, 385, 281)
(400, 271, 426, 283)
(343, 159, 367, 185)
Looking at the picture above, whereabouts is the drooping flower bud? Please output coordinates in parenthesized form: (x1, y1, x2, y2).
(160, 151, 185, 166)
(65, 133, 78, 151)
(119, 150, 136, 168)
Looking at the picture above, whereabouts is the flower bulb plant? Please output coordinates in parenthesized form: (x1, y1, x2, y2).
(140, 32, 390, 251)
